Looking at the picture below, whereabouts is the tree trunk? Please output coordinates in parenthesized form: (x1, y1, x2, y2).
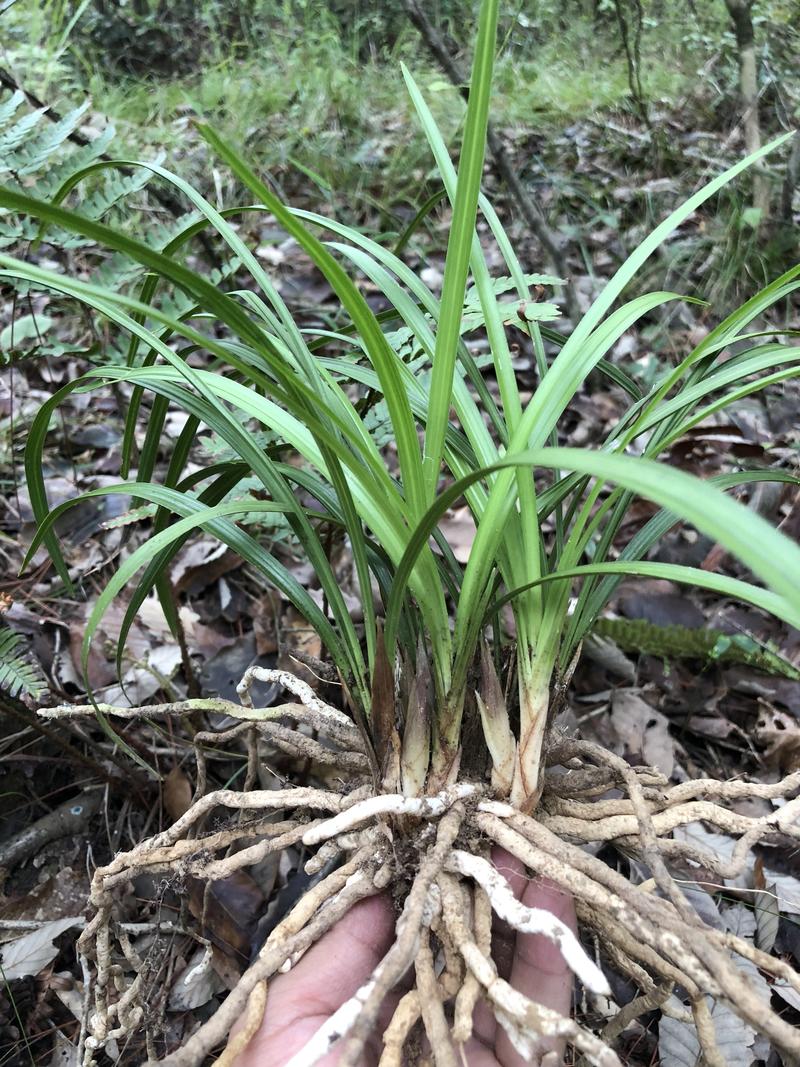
(723, 0, 770, 224)
(780, 129, 800, 224)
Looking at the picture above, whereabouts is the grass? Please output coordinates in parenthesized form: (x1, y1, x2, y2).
(2, 0, 739, 220)
(2, 7, 799, 793)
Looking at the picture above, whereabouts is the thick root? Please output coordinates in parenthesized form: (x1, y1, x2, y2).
(51, 694, 800, 1067)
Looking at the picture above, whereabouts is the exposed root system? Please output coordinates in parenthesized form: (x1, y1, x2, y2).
(41, 671, 800, 1067)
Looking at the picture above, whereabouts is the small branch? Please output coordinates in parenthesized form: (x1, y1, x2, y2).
(611, 0, 650, 128)
(0, 791, 102, 870)
(723, 0, 770, 221)
(780, 129, 800, 222)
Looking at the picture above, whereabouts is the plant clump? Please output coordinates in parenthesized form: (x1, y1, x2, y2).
(2, 0, 800, 1062)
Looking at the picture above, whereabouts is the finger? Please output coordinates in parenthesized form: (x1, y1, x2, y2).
(234, 893, 396, 1067)
(471, 847, 527, 1049)
(498, 876, 577, 1067)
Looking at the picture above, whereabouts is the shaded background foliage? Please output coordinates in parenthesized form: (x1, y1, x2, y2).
(5, 0, 797, 281)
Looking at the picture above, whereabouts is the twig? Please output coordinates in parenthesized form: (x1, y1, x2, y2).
(0, 790, 102, 869)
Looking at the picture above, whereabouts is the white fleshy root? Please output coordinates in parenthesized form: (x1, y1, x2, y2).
(59, 667, 800, 1067)
(446, 849, 611, 996)
(283, 978, 378, 1067)
(478, 798, 517, 818)
(236, 665, 354, 727)
(302, 784, 478, 846)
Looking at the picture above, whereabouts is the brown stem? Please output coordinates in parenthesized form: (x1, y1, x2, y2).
(780, 128, 800, 223)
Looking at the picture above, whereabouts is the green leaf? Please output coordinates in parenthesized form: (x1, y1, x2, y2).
(0, 626, 47, 702)
(416, 0, 499, 501)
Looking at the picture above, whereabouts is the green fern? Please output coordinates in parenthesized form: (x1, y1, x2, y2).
(0, 625, 48, 703)
(0, 89, 226, 363)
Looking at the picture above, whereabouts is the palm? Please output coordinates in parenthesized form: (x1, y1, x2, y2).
(234, 851, 575, 1067)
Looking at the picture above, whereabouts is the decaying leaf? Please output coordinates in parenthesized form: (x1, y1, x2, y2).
(753, 886, 780, 952)
(168, 946, 225, 1011)
(277, 606, 323, 687)
(658, 1006, 701, 1067)
(610, 689, 675, 778)
(772, 979, 800, 1012)
(582, 632, 637, 683)
(188, 870, 265, 966)
(163, 766, 193, 822)
(0, 916, 80, 979)
(755, 703, 800, 771)
(722, 905, 771, 1002)
(659, 993, 757, 1067)
(752, 858, 781, 953)
(47, 1031, 77, 1067)
(171, 538, 240, 595)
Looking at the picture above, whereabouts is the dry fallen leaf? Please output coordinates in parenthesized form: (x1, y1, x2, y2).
(610, 689, 676, 778)
(171, 538, 239, 595)
(47, 1031, 77, 1067)
(163, 766, 193, 822)
(168, 946, 225, 1011)
(755, 703, 800, 771)
(0, 916, 80, 980)
(188, 870, 265, 967)
(252, 590, 282, 656)
(437, 506, 477, 564)
(278, 606, 323, 687)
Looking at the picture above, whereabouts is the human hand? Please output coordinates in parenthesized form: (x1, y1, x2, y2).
(235, 848, 576, 1067)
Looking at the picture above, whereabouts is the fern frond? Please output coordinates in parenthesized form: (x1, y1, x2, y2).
(0, 89, 25, 128)
(13, 101, 91, 176)
(0, 92, 227, 370)
(39, 126, 116, 190)
(0, 626, 48, 703)
(0, 311, 54, 365)
(0, 107, 47, 164)
(79, 167, 154, 221)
